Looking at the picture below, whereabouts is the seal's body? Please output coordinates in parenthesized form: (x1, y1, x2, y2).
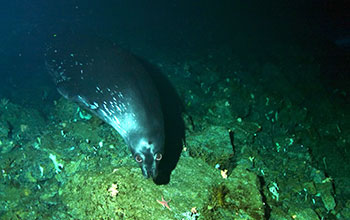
(45, 35, 164, 179)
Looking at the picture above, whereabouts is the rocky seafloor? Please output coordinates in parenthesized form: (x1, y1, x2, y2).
(0, 39, 349, 220)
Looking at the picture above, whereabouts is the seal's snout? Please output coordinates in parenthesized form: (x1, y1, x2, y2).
(141, 165, 158, 179)
(132, 142, 163, 179)
(141, 168, 151, 179)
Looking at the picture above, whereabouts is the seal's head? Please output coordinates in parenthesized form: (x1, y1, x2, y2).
(128, 134, 164, 179)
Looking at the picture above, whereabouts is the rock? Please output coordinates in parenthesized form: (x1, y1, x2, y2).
(303, 181, 317, 195)
(317, 181, 336, 212)
(203, 164, 265, 220)
(321, 190, 336, 212)
(288, 207, 319, 220)
(185, 125, 233, 165)
(58, 157, 264, 220)
(269, 207, 289, 220)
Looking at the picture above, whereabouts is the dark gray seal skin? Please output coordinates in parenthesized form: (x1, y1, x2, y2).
(45, 35, 164, 179)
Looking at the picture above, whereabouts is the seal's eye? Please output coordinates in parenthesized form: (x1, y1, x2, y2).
(155, 153, 162, 161)
(135, 155, 143, 163)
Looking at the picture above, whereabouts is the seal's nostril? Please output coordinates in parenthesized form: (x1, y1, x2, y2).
(144, 172, 150, 179)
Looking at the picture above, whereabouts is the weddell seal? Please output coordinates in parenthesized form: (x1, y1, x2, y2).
(45, 34, 165, 179)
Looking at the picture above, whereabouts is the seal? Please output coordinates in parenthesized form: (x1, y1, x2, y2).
(45, 34, 165, 179)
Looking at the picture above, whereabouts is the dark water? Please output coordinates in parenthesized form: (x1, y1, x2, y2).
(0, 0, 349, 219)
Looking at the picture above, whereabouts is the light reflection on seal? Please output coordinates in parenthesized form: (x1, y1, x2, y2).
(45, 34, 164, 179)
